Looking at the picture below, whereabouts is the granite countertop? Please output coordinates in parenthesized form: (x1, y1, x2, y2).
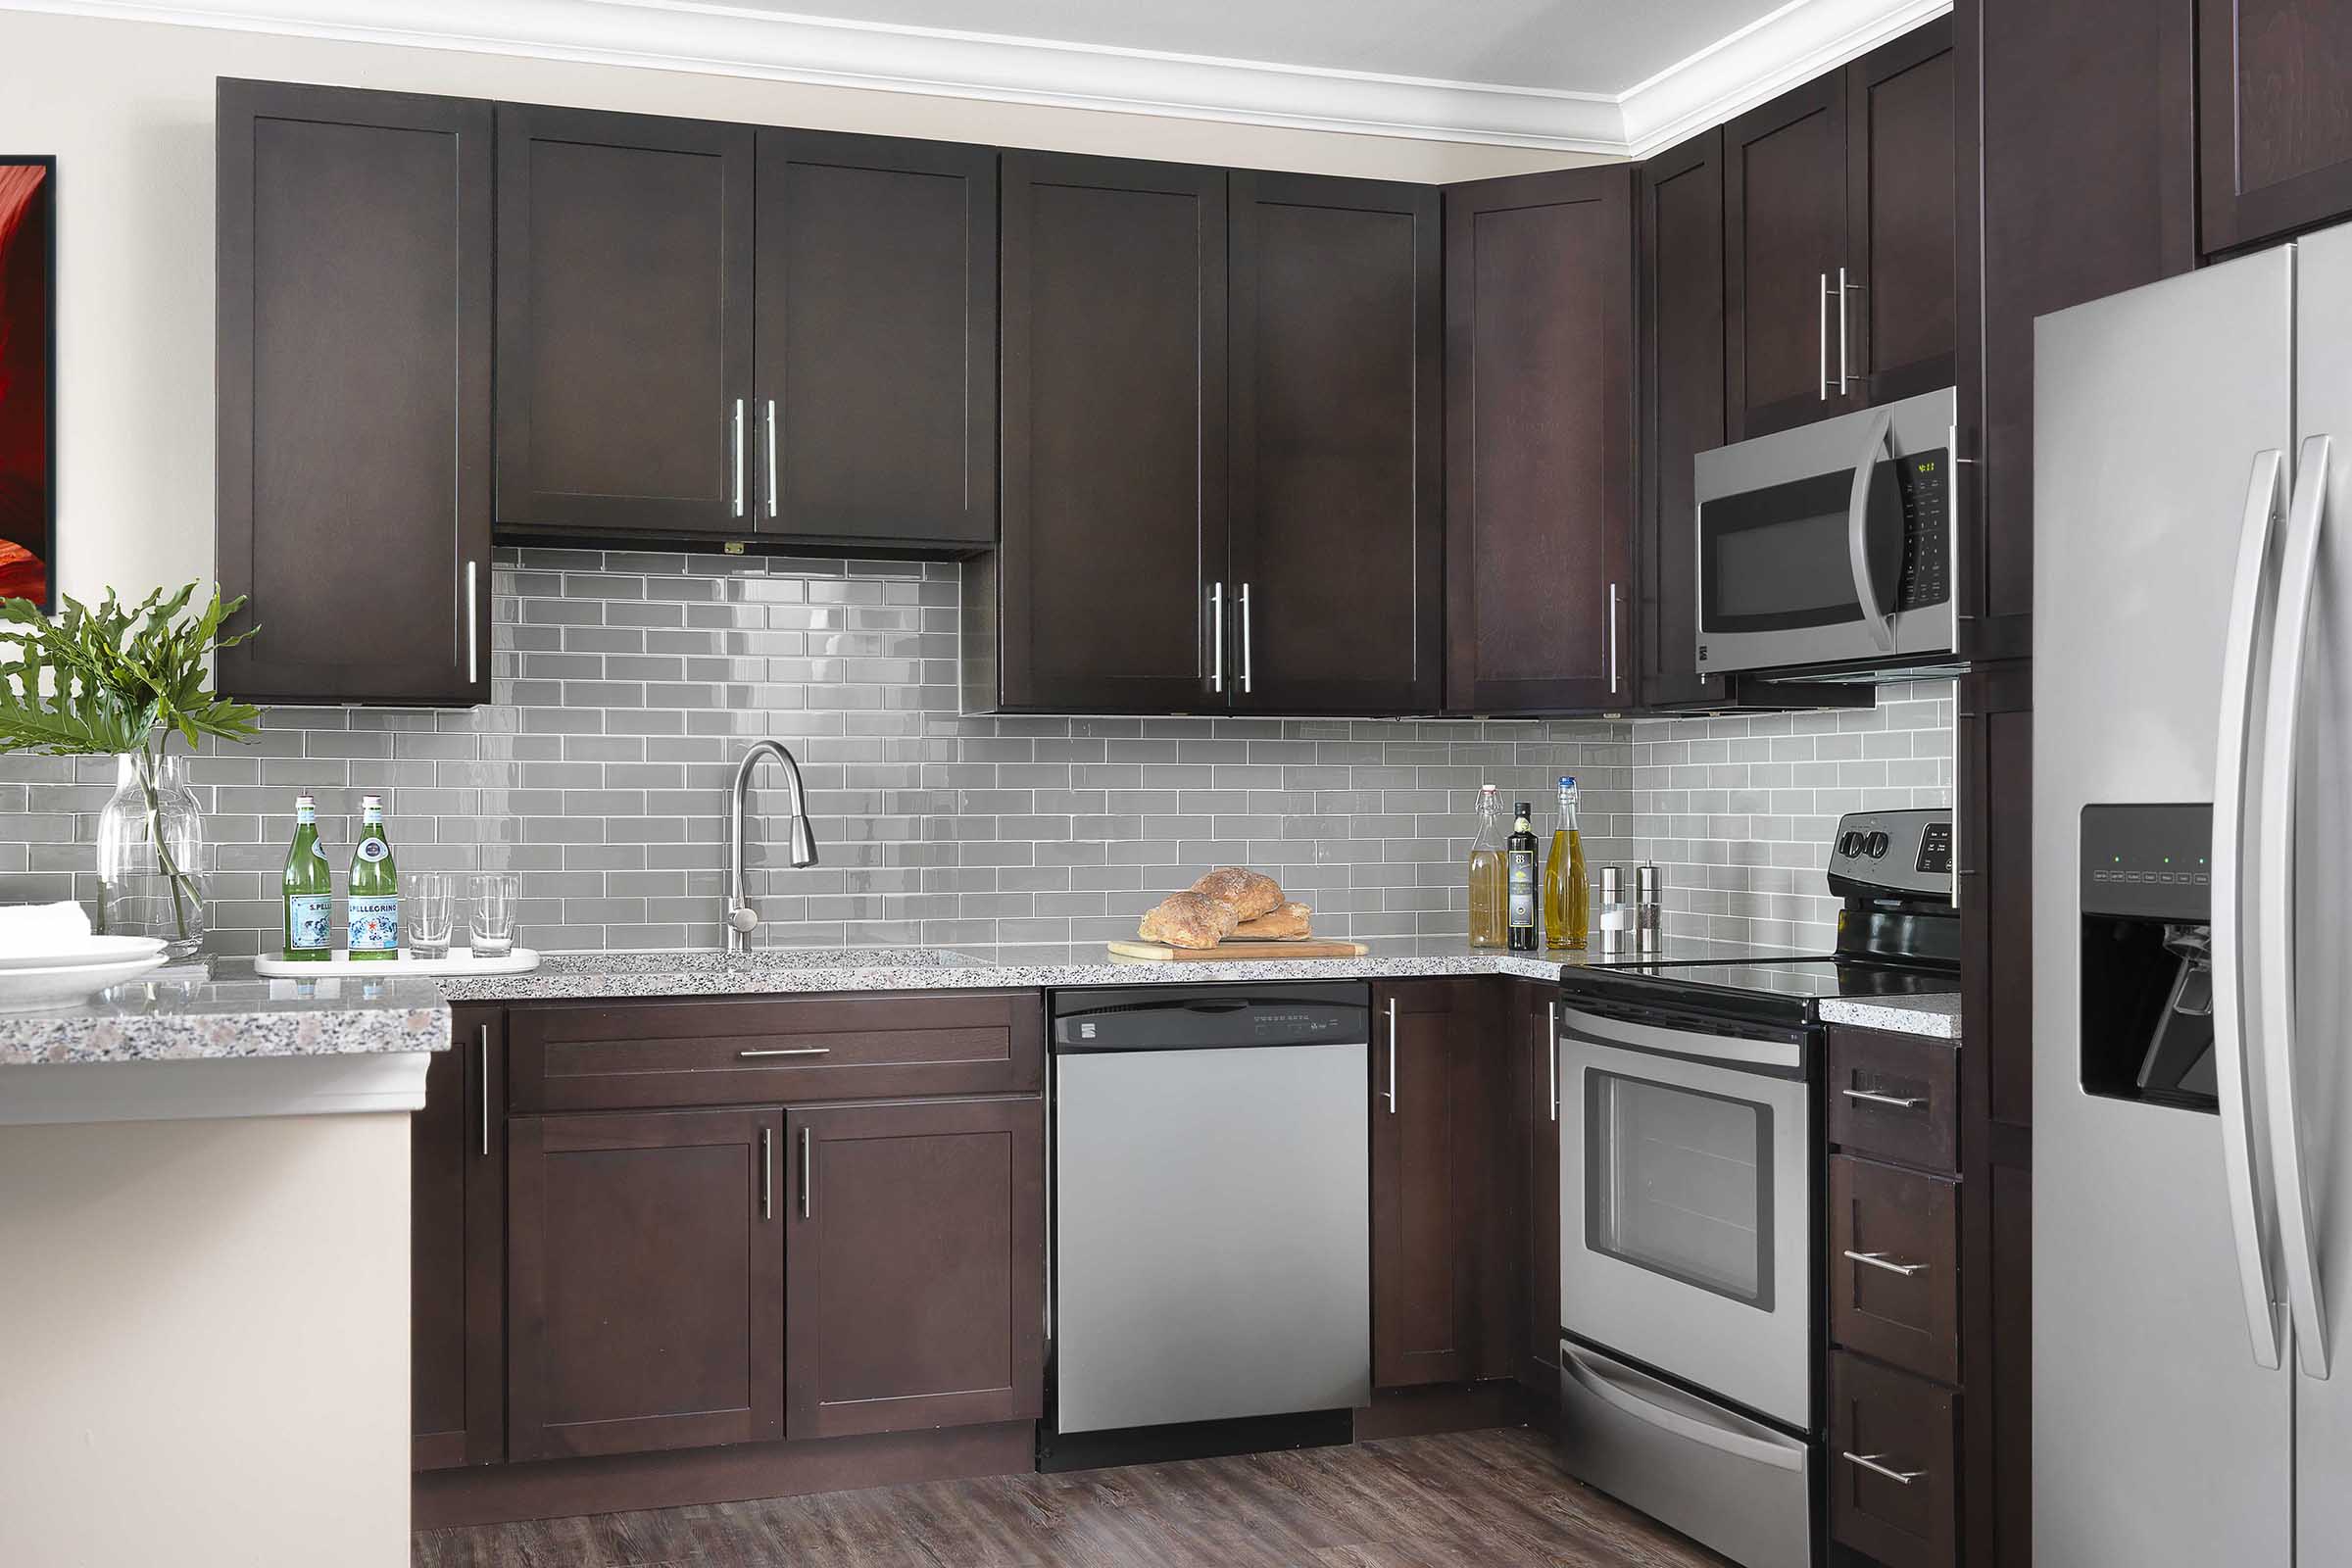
(0, 968, 452, 1067)
(435, 934, 1793, 1004)
(1818, 993, 1964, 1040)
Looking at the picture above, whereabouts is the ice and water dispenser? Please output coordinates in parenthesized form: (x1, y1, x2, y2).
(2081, 805, 2220, 1110)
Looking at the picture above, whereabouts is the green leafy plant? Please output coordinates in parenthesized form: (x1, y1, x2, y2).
(0, 584, 260, 938)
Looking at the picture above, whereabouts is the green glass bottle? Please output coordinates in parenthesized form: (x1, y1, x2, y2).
(347, 793, 400, 960)
(280, 792, 331, 961)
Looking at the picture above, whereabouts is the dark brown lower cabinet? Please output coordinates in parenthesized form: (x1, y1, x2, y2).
(1512, 981, 1560, 1396)
(1831, 1154, 1960, 1385)
(1832, 1349, 1959, 1568)
(507, 1106, 785, 1461)
(414, 1004, 506, 1469)
(783, 1097, 1044, 1440)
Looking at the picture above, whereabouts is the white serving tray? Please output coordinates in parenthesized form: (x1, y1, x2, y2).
(254, 947, 541, 979)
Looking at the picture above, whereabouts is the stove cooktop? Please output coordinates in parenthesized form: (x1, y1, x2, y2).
(1559, 954, 1960, 1028)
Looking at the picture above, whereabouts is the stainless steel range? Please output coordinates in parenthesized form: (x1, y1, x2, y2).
(1550, 808, 1958, 1568)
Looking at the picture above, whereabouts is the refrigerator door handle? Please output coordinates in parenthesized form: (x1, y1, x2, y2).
(1845, 407, 1899, 654)
(2264, 433, 2333, 1380)
(2215, 445, 2290, 1373)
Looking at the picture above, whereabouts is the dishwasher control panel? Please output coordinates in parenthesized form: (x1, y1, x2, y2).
(1051, 983, 1372, 1052)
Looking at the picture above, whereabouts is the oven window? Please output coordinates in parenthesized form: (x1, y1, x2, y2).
(1585, 1070, 1774, 1309)
(1699, 468, 1862, 633)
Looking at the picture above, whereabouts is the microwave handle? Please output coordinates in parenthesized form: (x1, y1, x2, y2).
(1846, 407, 1899, 654)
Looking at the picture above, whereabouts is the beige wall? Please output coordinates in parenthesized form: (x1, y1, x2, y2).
(0, 1109, 412, 1568)
(0, 8, 1597, 610)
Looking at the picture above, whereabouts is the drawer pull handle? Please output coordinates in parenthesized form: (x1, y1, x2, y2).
(1842, 1087, 1927, 1110)
(1844, 1250, 1930, 1278)
(737, 1047, 831, 1058)
(1842, 1450, 1926, 1486)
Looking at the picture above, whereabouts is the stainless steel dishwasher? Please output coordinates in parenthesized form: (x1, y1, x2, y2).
(1044, 984, 1371, 1466)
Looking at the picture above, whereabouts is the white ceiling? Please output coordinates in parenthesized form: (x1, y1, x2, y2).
(717, 0, 1783, 98)
(9, 0, 1951, 155)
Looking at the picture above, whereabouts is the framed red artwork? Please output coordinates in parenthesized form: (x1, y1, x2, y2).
(0, 157, 53, 612)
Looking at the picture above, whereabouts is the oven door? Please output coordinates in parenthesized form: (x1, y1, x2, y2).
(1692, 384, 1957, 676)
(1558, 1003, 1814, 1429)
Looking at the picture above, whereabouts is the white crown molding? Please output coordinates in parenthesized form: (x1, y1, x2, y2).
(4, 0, 1950, 158)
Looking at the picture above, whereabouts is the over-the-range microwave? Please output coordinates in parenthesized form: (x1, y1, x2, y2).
(1692, 385, 1959, 679)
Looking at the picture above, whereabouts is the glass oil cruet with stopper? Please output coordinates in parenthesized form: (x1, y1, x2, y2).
(1467, 783, 1506, 949)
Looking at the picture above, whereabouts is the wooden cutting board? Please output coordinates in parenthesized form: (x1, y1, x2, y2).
(1106, 937, 1369, 961)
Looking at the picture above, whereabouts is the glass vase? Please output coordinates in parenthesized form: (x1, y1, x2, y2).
(95, 748, 208, 960)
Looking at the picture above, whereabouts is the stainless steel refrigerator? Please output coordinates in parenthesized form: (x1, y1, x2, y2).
(2036, 220, 2352, 1564)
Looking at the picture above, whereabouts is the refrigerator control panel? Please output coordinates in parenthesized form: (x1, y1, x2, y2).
(2081, 803, 2213, 921)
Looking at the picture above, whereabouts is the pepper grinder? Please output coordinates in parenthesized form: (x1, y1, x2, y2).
(1598, 865, 1632, 956)
(1637, 862, 1662, 956)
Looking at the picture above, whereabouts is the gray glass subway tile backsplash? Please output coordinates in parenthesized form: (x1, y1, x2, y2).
(0, 550, 1948, 958)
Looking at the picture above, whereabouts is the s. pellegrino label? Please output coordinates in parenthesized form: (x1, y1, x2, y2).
(347, 794, 400, 959)
(281, 793, 332, 961)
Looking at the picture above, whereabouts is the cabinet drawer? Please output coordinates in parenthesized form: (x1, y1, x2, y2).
(508, 991, 1045, 1111)
(1830, 1350, 1956, 1568)
(1828, 1025, 1957, 1172)
(1830, 1154, 1958, 1383)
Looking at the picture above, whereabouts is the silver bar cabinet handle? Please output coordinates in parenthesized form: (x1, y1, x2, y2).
(2213, 447, 2289, 1372)
(1841, 1087, 1926, 1110)
(760, 1127, 773, 1221)
(477, 1024, 490, 1158)
(737, 1047, 831, 1058)
(1836, 265, 1850, 394)
(1210, 582, 1225, 694)
(732, 398, 746, 517)
(1844, 1250, 1929, 1278)
(1819, 272, 1831, 401)
(1607, 582, 1621, 694)
(1385, 998, 1398, 1115)
(764, 398, 778, 519)
(466, 561, 479, 685)
(1842, 1451, 1925, 1486)
(800, 1125, 813, 1218)
(1546, 1001, 1558, 1123)
(1240, 582, 1253, 695)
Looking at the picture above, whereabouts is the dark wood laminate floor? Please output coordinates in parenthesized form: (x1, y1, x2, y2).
(412, 1426, 1732, 1568)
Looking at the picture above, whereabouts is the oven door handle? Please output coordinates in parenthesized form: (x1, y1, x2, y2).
(1560, 1343, 1803, 1472)
(1846, 406, 1899, 654)
(1559, 1004, 1804, 1077)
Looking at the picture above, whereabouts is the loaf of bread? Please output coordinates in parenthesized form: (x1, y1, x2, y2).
(1190, 866, 1285, 922)
(1138, 891, 1240, 949)
(1233, 902, 1312, 940)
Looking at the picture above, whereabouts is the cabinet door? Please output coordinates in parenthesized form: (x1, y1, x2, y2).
(1638, 129, 1732, 711)
(1845, 18, 1958, 409)
(2200, 0, 2352, 253)
(784, 1098, 1044, 1440)
(215, 80, 491, 707)
(1371, 980, 1476, 1387)
(1514, 982, 1561, 1396)
(1725, 74, 1850, 439)
(413, 1004, 505, 1469)
(1966, 0, 2197, 648)
(1228, 172, 1442, 714)
(754, 130, 996, 549)
(507, 1107, 783, 1460)
(998, 153, 1227, 712)
(496, 105, 755, 536)
(1444, 168, 1635, 714)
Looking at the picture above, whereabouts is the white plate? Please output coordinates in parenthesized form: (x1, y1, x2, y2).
(0, 955, 171, 1010)
(0, 935, 168, 972)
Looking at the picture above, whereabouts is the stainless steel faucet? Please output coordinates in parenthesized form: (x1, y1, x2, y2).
(725, 740, 817, 956)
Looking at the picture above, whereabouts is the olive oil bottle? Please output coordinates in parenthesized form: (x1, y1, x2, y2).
(1544, 776, 1589, 951)
(1467, 784, 1506, 949)
(1506, 801, 1539, 953)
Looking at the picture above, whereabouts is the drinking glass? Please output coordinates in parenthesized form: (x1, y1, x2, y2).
(470, 872, 520, 958)
(408, 873, 455, 959)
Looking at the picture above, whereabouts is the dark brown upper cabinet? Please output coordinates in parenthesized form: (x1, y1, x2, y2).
(752, 131, 997, 549)
(413, 1004, 505, 1470)
(1725, 74, 1850, 439)
(215, 80, 492, 707)
(1725, 17, 1955, 441)
(783, 1097, 1044, 1441)
(2200, 0, 2352, 254)
(495, 105, 756, 539)
(506, 1106, 784, 1461)
(987, 152, 1230, 713)
(1444, 166, 1636, 715)
(1228, 172, 1444, 714)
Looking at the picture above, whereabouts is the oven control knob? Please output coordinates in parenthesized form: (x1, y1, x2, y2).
(1864, 831, 1890, 858)
(1838, 831, 1864, 858)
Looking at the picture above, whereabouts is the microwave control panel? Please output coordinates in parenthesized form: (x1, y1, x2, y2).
(1893, 452, 1950, 611)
